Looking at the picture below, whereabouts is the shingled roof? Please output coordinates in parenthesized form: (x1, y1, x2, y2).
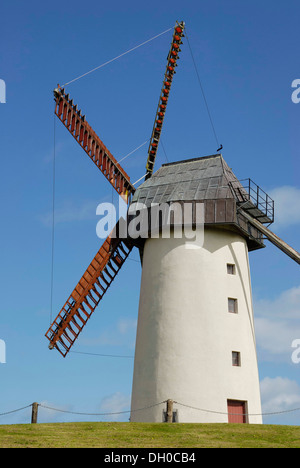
(132, 154, 241, 206)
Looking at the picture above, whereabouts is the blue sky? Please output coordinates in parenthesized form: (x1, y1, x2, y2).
(0, 0, 299, 426)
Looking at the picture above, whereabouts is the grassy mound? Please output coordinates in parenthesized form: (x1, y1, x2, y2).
(0, 421, 300, 448)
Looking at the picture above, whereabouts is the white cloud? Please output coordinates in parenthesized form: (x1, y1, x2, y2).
(255, 285, 300, 320)
(255, 317, 296, 359)
(260, 377, 300, 421)
(43, 139, 70, 164)
(40, 198, 101, 227)
(254, 286, 300, 362)
(117, 318, 137, 335)
(99, 392, 131, 421)
(79, 318, 137, 349)
(37, 400, 74, 423)
(269, 186, 300, 228)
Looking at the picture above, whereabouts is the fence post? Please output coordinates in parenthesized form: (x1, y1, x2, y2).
(166, 399, 173, 423)
(31, 402, 39, 424)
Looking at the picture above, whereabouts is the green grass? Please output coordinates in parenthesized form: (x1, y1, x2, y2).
(0, 422, 300, 448)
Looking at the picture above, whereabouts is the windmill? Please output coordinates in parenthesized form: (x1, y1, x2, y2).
(45, 21, 300, 424)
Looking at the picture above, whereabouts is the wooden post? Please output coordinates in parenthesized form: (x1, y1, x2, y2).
(166, 399, 173, 423)
(31, 402, 39, 424)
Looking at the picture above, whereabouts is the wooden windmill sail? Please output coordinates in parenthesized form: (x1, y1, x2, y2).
(45, 21, 186, 357)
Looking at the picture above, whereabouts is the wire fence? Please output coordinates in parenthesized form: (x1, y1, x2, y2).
(1, 400, 300, 425)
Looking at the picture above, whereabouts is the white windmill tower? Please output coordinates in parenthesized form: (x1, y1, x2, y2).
(130, 154, 274, 424)
(46, 21, 299, 424)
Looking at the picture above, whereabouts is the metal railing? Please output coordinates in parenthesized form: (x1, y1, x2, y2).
(230, 178, 274, 224)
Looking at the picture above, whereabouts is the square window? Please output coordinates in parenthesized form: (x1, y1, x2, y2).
(228, 298, 238, 314)
(227, 263, 236, 275)
(232, 351, 241, 367)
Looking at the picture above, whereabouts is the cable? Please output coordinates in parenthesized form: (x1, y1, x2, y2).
(70, 351, 134, 359)
(184, 27, 221, 151)
(175, 401, 300, 417)
(0, 404, 32, 417)
(62, 27, 173, 87)
(117, 138, 150, 165)
(127, 257, 141, 264)
(2, 399, 300, 421)
(50, 113, 56, 325)
(39, 401, 166, 417)
(160, 139, 169, 163)
(133, 173, 147, 186)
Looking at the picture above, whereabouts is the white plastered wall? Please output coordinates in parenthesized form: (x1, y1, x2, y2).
(130, 227, 262, 424)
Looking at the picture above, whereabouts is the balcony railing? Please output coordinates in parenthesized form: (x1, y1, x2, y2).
(229, 178, 274, 224)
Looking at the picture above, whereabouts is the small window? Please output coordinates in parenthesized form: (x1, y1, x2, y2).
(227, 263, 236, 275)
(228, 298, 238, 314)
(232, 351, 241, 367)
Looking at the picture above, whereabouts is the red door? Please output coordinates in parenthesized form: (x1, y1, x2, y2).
(227, 400, 247, 423)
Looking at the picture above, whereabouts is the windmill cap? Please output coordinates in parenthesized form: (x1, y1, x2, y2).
(130, 154, 273, 251)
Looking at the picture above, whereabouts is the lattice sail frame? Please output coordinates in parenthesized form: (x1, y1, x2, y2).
(45, 228, 133, 357)
(145, 21, 185, 179)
